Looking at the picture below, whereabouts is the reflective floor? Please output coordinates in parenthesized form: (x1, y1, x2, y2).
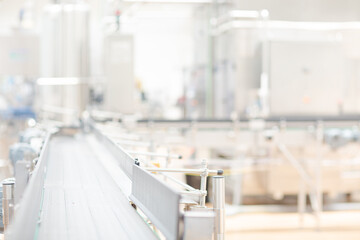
(226, 210, 360, 240)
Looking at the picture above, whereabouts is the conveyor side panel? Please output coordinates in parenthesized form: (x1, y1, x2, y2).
(130, 165, 181, 240)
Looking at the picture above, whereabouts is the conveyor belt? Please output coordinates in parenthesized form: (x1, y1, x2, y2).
(12, 133, 157, 240)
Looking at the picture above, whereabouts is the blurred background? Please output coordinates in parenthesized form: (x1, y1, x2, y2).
(2, 0, 360, 239)
(2, 0, 360, 119)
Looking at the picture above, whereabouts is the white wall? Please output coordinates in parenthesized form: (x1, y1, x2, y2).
(120, 4, 195, 117)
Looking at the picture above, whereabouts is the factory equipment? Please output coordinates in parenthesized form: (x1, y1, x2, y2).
(0, 30, 39, 77)
(4, 116, 225, 240)
(41, 3, 89, 78)
(107, 116, 360, 229)
(208, 7, 360, 118)
(0, 29, 38, 121)
(103, 34, 136, 114)
(38, 3, 90, 123)
(2, 1, 360, 239)
(212, 10, 268, 119)
(269, 40, 344, 115)
(2, 178, 14, 234)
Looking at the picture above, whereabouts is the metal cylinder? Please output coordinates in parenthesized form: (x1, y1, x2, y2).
(213, 176, 225, 240)
(2, 178, 15, 233)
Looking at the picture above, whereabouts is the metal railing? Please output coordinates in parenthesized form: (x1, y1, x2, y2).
(93, 121, 226, 239)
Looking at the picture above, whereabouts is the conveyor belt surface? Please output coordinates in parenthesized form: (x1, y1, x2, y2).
(33, 133, 157, 240)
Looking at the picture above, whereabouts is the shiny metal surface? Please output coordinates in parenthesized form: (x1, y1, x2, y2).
(2, 178, 15, 234)
(130, 165, 181, 240)
(183, 211, 215, 240)
(213, 176, 225, 240)
(92, 126, 135, 180)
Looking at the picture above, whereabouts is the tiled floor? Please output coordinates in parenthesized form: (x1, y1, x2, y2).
(226, 211, 360, 240)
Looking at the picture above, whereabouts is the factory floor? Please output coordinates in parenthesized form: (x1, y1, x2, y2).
(226, 210, 360, 240)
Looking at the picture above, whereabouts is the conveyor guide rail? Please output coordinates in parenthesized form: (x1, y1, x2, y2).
(130, 165, 181, 240)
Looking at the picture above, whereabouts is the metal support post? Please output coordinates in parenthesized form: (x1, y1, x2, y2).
(213, 176, 225, 240)
(2, 178, 15, 234)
